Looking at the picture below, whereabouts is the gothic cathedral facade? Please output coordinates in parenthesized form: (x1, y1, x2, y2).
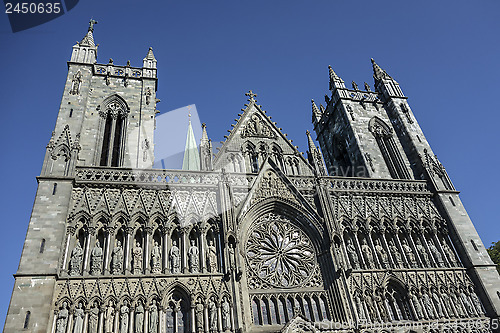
(4, 23, 500, 333)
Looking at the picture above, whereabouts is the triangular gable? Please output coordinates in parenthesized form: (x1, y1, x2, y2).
(93, 191, 110, 215)
(281, 314, 317, 333)
(213, 97, 312, 174)
(237, 158, 320, 225)
(113, 193, 130, 216)
(73, 190, 91, 215)
(150, 191, 167, 217)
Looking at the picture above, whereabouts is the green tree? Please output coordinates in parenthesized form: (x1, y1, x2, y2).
(487, 240, 500, 274)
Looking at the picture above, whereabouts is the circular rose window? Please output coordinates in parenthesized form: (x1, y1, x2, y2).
(245, 214, 316, 288)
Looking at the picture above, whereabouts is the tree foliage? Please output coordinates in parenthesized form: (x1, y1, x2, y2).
(487, 240, 500, 274)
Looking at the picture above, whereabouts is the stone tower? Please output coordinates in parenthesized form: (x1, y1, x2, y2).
(4, 21, 500, 333)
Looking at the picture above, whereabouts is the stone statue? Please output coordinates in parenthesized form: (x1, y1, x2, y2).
(72, 302, 84, 333)
(428, 241, 444, 267)
(388, 240, 403, 268)
(364, 293, 376, 322)
(460, 290, 474, 316)
(207, 240, 218, 273)
(346, 239, 360, 269)
(120, 301, 129, 333)
(441, 239, 457, 266)
(132, 241, 143, 275)
(151, 241, 161, 274)
(410, 293, 423, 319)
(170, 241, 180, 273)
(104, 300, 115, 333)
(228, 244, 236, 269)
(88, 302, 99, 333)
(415, 239, 430, 267)
(149, 300, 158, 333)
(70, 71, 82, 95)
(112, 240, 124, 275)
(56, 302, 69, 333)
(208, 298, 217, 332)
(374, 239, 389, 269)
(90, 242, 103, 275)
(135, 301, 144, 333)
(361, 239, 375, 269)
(188, 240, 199, 273)
(69, 242, 84, 276)
(374, 294, 388, 322)
(352, 81, 358, 90)
(431, 290, 444, 317)
(334, 243, 345, 270)
(364, 82, 371, 91)
(195, 301, 204, 332)
(470, 289, 484, 315)
(222, 298, 231, 331)
(422, 292, 435, 319)
(402, 239, 417, 268)
(450, 291, 465, 317)
(355, 295, 366, 321)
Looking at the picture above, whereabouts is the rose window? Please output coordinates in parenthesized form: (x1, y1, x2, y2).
(245, 214, 316, 288)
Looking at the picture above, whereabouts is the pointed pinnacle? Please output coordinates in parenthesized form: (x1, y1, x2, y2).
(311, 99, 321, 115)
(371, 58, 391, 80)
(306, 130, 317, 152)
(328, 65, 339, 80)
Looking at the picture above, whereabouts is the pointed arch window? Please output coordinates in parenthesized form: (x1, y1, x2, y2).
(369, 117, 410, 179)
(98, 96, 129, 167)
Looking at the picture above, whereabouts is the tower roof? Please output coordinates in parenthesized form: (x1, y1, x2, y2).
(371, 58, 392, 80)
(182, 116, 200, 171)
(79, 19, 97, 47)
(144, 47, 156, 61)
(201, 123, 209, 144)
(306, 130, 317, 153)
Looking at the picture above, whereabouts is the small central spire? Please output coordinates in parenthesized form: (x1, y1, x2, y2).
(182, 109, 200, 171)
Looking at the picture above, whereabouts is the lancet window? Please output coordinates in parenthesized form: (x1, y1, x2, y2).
(98, 96, 129, 167)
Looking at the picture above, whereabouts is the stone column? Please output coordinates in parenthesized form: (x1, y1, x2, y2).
(367, 232, 381, 268)
(199, 231, 206, 273)
(143, 309, 149, 333)
(83, 311, 89, 333)
(433, 232, 450, 267)
(99, 310, 104, 333)
(62, 227, 75, 275)
(144, 228, 152, 274)
(82, 230, 92, 275)
(204, 303, 209, 333)
(217, 304, 222, 333)
(230, 303, 235, 332)
(421, 233, 437, 267)
(124, 228, 132, 274)
(128, 308, 134, 333)
(395, 232, 410, 268)
(182, 229, 189, 274)
(380, 232, 395, 268)
(353, 232, 367, 268)
(191, 306, 196, 333)
(407, 232, 424, 267)
(217, 232, 223, 273)
(106, 114, 118, 166)
(104, 227, 113, 275)
(162, 228, 169, 274)
(66, 311, 73, 333)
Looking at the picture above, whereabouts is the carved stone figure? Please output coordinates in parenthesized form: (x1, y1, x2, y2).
(88, 302, 99, 333)
(207, 240, 218, 273)
(208, 298, 217, 332)
(188, 240, 199, 273)
(132, 241, 143, 274)
(73, 302, 84, 333)
(195, 301, 204, 332)
(112, 240, 124, 274)
(70, 71, 82, 95)
(104, 300, 115, 333)
(441, 238, 457, 266)
(69, 242, 84, 276)
(428, 241, 444, 267)
(135, 301, 144, 333)
(441, 291, 455, 317)
(415, 239, 430, 267)
(388, 240, 403, 268)
(431, 290, 444, 317)
(422, 292, 435, 319)
(374, 239, 389, 269)
(170, 241, 180, 274)
(222, 298, 231, 331)
(149, 300, 158, 333)
(450, 291, 465, 317)
(151, 241, 161, 274)
(334, 242, 345, 270)
(346, 239, 360, 269)
(410, 293, 423, 319)
(120, 301, 129, 333)
(470, 289, 484, 315)
(402, 239, 417, 268)
(364, 293, 376, 322)
(361, 239, 375, 269)
(56, 302, 69, 333)
(355, 295, 366, 321)
(228, 244, 236, 269)
(460, 290, 474, 316)
(90, 242, 103, 275)
(374, 294, 388, 321)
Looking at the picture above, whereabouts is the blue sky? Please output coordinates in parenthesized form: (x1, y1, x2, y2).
(1, 0, 499, 327)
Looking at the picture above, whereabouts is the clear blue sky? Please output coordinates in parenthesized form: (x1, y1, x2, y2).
(1, 0, 499, 328)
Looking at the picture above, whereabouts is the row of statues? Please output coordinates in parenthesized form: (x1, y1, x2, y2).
(355, 287, 484, 323)
(56, 297, 231, 333)
(69, 238, 219, 276)
(343, 234, 457, 271)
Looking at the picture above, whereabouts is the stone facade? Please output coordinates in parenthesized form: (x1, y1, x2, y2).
(4, 23, 500, 333)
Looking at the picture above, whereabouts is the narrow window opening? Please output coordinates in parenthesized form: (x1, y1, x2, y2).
(497, 291, 500, 300)
(471, 239, 479, 251)
(40, 239, 46, 253)
(69, 109, 73, 118)
(449, 196, 456, 206)
(52, 183, 57, 195)
(416, 135, 421, 143)
(23, 311, 30, 329)
(111, 117, 123, 167)
(100, 114, 113, 166)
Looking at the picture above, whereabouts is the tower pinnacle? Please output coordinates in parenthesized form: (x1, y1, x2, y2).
(371, 58, 392, 80)
(182, 112, 200, 171)
(328, 65, 345, 90)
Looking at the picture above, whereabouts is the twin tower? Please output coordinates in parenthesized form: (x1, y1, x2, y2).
(4, 21, 500, 333)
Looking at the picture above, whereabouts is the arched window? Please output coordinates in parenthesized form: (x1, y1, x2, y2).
(98, 96, 129, 167)
(369, 117, 410, 179)
(23, 311, 30, 329)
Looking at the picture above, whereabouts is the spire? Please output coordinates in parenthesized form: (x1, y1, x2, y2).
(199, 123, 213, 171)
(328, 65, 345, 90)
(306, 130, 317, 152)
(312, 99, 322, 124)
(201, 123, 209, 144)
(371, 58, 392, 80)
(143, 47, 157, 69)
(306, 130, 326, 176)
(182, 115, 200, 171)
(79, 19, 97, 47)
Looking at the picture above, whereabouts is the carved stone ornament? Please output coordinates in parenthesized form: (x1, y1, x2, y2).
(245, 213, 316, 288)
(241, 114, 276, 139)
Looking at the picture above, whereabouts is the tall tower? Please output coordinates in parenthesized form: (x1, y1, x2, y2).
(3, 21, 159, 332)
(313, 59, 500, 320)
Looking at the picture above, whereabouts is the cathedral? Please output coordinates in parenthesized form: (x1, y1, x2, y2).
(4, 21, 500, 333)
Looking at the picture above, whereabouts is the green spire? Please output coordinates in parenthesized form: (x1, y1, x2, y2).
(182, 115, 200, 171)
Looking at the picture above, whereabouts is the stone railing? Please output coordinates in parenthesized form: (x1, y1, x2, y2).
(93, 63, 157, 79)
(324, 177, 429, 194)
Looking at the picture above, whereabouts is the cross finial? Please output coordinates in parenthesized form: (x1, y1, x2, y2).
(245, 90, 257, 101)
(89, 19, 98, 32)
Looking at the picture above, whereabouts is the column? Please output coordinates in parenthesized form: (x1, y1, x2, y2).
(82, 230, 92, 274)
(163, 229, 169, 274)
(407, 232, 423, 267)
(199, 231, 206, 273)
(395, 232, 410, 268)
(106, 114, 118, 166)
(99, 310, 104, 333)
(421, 233, 437, 267)
(124, 229, 132, 273)
(380, 232, 395, 268)
(367, 232, 381, 268)
(65, 312, 73, 333)
(353, 232, 366, 268)
(182, 229, 189, 273)
(158, 307, 163, 333)
(104, 227, 113, 274)
(83, 311, 89, 333)
(217, 233, 223, 273)
(434, 233, 451, 267)
(191, 306, 196, 333)
(128, 308, 134, 333)
(143, 309, 149, 333)
(62, 228, 75, 275)
(144, 228, 152, 274)
(217, 304, 222, 332)
(230, 303, 235, 332)
(204, 304, 209, 333)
